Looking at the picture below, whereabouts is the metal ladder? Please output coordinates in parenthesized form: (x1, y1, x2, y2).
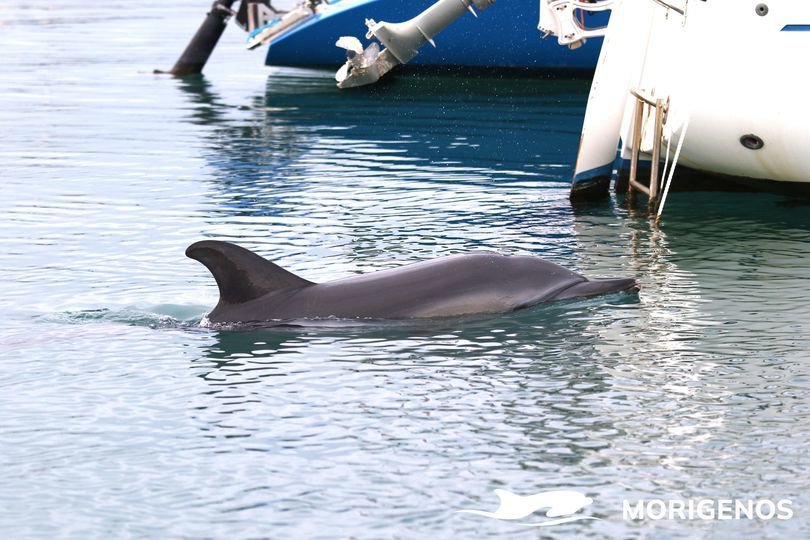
(627, 89, 669, 213)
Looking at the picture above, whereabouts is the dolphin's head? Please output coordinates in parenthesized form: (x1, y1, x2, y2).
(553, 277, 639, 301)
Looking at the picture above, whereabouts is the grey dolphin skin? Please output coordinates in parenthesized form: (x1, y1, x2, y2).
(186, 240, 638, 324)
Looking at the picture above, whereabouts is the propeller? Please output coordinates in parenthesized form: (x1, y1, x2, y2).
(335, 37, 390, 88)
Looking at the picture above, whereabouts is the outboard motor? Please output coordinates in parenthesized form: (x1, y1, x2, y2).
(335, 0, 496, 88)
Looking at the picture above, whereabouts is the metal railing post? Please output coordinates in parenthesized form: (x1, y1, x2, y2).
(628, 96, 644, 195)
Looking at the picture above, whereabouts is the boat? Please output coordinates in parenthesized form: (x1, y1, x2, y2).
(242, 0, 608, 69)
(551, 0, 810, 205)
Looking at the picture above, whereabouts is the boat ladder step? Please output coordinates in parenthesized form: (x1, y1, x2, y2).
(627, 89, 668, 212)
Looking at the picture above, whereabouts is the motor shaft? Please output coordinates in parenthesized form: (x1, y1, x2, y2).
(167, 1, 238, 76)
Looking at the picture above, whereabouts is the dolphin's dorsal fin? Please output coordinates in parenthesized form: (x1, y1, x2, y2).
(186, 240, 314, 304)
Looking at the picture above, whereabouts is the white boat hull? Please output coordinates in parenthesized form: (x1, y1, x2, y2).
(570, 0, 810, 200)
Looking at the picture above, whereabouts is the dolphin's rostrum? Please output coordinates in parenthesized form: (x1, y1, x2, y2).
(186, 240, 638, 324)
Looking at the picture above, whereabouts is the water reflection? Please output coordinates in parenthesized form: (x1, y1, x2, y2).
(190, 307, 622, 476)
(178, 69, 592, 184)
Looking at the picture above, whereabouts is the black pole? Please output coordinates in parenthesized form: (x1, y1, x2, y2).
(164, 1, 238, 76)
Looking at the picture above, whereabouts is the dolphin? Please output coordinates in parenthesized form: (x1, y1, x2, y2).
(186, 240, 638, 324)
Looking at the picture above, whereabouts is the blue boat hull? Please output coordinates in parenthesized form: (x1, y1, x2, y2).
(264, 0, 604, 68)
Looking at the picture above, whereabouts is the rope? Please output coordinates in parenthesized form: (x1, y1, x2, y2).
(660, 130, 672, 195)
(656, 118, 689, 222)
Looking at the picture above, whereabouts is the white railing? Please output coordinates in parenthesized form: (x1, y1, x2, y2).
(538, 0, 614, 49)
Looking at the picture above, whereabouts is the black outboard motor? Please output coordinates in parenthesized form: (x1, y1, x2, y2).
(166, 0, 238, 75)
(160, 0, 314, 75)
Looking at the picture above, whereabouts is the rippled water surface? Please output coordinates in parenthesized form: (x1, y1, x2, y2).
(2, 2, 810, 538)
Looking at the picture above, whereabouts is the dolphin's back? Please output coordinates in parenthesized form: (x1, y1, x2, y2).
(187, 241, 636, 323)
(309, 253, 585, 318)
(214, 252, 586, 321)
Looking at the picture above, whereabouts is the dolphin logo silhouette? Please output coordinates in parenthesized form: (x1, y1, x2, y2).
(458, 489, 599, 527)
